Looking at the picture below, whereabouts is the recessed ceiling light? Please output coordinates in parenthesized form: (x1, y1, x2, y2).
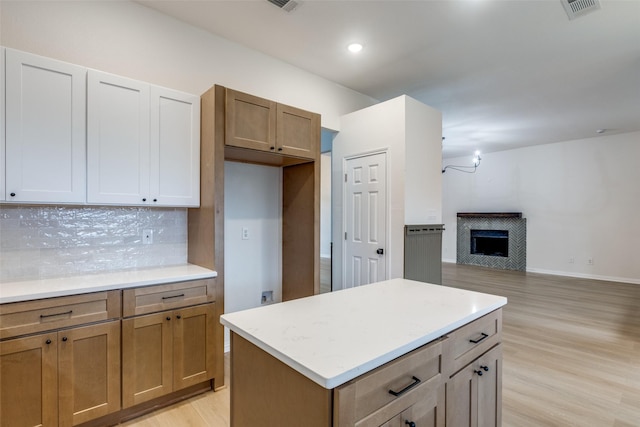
(347, 43, 363, 53)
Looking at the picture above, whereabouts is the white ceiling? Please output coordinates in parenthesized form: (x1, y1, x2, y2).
(138, 0, 640, 158)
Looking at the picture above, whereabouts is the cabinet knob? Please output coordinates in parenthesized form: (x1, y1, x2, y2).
(176, 315, 182, 319)
(153, 198, 157, 202)
(10, 192, 16, 197)
(405, 422, 416, 427)
(142, 198, 147, 202)
(45, 339, 52, 345)
(277, 147, 283, 151)
(62, 337, 68, 342)
(166, 316, 171, 321)
(474, 369, 484, 376)
(270, 146, 275, 150)
(480, 365, 490, 372)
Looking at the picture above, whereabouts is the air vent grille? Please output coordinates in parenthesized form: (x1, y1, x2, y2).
(267, 0, 299, 13)
(562, 0, 601, 20)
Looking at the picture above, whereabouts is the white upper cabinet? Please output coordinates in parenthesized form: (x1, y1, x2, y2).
(87, 70, 151, 205)
(87, 71, 200, 207)
(150, 86, 200, 207)
(4, 49, 87, 204)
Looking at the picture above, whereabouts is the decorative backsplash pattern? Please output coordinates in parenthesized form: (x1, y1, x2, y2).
(0, 205, 187, 282)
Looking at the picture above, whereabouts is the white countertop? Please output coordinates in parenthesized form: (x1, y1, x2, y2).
(221, 278, 507, 389)
(0, 264, 217, 304)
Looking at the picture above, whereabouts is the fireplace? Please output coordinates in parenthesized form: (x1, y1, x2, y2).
(470, 229, 509, 257)
(457, 213, 526, 271)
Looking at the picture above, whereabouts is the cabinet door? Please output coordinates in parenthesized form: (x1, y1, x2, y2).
(225, 88, 276, 152)
(398, 385, 445, 427)
(276, 103, 319, 160)
(5, 49, 87, 204)
(173, 303, 216, 390)
(58, 320, 121, 427)
(150, 86, 200, 207)
(87, 70, 150, 205)
(0, 333, 58, 427)
(446, 345, 502, 427)
(122, 312, 174, 408)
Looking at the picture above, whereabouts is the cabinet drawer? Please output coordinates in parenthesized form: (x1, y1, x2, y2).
(0, 290, 121, 339)
(447, 309, 502, 375)
(334, 338, 445, 426)
(122, 279, 214, 317)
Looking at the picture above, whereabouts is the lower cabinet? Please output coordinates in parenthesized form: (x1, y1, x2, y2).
(0, 320, 121, 427)
(446, 344, 502, 427)
(122, 303, 216, 408)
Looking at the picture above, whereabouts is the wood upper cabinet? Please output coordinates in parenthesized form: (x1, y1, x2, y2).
(122, 303, 215, 408)
(0, 320, 121, 427)
(87, 70, 200, 207)
(4, 48, 87, 204)
(225, 88, 319, 161)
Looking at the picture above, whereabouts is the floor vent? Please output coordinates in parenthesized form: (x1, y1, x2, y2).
(562, 0, 601, 20)
(267, 0, 299, 13)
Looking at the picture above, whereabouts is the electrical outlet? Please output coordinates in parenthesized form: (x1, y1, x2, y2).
(587, 258, 594, 265)
(261, 291, 273, 305)
(142, 229, 153, 245)
(242, 227, 249, 240)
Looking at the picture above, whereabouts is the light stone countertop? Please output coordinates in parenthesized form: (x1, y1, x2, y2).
(221, 278, 507, 389)
(0, 264, 217, 304)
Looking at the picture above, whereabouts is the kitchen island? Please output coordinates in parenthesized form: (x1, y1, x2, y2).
(220, 278, 507, 427)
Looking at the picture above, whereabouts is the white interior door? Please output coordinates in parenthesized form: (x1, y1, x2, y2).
(344, 152, 387, 288)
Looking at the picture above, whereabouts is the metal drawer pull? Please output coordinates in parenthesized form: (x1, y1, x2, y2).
(40, 310, 73, 319)
(469, 332, 489, 344)
(388, 376, 421, 397)
(162, 293, 185, 300)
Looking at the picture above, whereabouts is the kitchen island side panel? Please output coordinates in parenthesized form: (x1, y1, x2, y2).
(231, 333, 332, 427)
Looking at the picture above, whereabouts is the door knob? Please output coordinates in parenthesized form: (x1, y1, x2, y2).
(376, 248, 384, 255)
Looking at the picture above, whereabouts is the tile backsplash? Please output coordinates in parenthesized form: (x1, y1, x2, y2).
(0, 205, 187, 282)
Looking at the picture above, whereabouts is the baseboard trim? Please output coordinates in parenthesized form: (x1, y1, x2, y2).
(525, 267, 640, 285)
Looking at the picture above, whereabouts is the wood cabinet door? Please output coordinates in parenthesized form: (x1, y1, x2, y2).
(476, 345, 502, 427)
(398, 383, 445, 427)
(122, 312, 174, 408)
(150, 85, 201, 207)
(225, 89, 277, 152)
(276, 103, 319, 160)
(446, 345, 502, 427)
(87, 69, 150, 205)
(58, 320, 121, 427)
(5, 48, 87, 204)
(0, 333, 58, 427)
(173, 303, 216, 391)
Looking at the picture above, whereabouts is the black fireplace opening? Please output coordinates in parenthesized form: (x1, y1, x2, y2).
(470, 229, 509, 257)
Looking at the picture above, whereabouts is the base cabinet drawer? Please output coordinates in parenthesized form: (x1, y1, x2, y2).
(122, 279, 215, 317)
(122, 303, 216, 408)
(334, 338, 446, 427)
(0, 320, 121, 427)
(447, 309, 502, 375)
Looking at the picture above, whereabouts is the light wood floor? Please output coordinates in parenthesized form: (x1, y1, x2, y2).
(121, 263, 640, 426)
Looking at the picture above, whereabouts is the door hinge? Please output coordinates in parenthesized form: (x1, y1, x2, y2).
(345, 232, 347, 240)
(344, 173, 347, 182)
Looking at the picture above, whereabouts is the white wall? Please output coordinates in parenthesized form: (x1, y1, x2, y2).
(332, 96, 442, 290)
(224, 162, 282, 348)
(442, 131, 640, 284)
(320, 152, 332, 258)
(0, 0, 376, 131)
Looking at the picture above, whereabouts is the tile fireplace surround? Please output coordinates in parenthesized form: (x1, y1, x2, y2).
(456, 212, 526, 271)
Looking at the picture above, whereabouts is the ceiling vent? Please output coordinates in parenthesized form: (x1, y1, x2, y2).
(267, 0, 299, 13)
(561, 0, 601, 20)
